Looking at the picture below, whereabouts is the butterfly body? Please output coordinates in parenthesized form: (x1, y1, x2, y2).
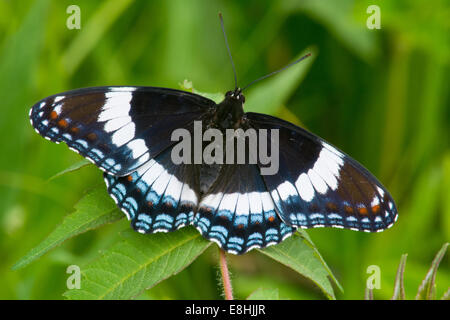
(30, 85, 398, 254)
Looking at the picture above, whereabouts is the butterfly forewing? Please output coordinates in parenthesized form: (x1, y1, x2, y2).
(29, 86, 215, 176)
(246, 112, 398, 232)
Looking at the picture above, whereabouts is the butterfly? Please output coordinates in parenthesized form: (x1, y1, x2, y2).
(29, 83, 398, 254)
(28, 16, 398, 255)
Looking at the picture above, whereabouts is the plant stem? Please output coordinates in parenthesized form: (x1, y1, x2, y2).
(219, 248, 233, 300)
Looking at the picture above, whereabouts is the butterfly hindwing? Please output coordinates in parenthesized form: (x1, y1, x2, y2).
(195, 163, 296, 254)
(104, 147, 199, 233)
(247, 112, 398, 232)
(29, 86, 215, 176)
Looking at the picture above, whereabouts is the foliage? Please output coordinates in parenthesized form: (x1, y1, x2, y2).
(366, 243, 449, 300)
(414, 243, 449, 300)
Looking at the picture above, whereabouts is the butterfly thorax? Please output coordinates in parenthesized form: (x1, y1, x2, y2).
(196, 89, 247, 194)
(214, 88, 245, 130)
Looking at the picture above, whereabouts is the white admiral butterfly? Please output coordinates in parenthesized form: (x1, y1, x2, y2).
(29, 16, 398, 255)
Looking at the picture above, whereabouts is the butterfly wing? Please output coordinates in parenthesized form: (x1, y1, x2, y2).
(104, 146, 200, 233)
(29, 86, 215, 176)
(246, 112, 398, 232)
(195, 163, 295, 254)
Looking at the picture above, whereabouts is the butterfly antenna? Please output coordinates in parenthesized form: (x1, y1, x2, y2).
(219, 13, 238, 90)
(241, 52, 312, 91)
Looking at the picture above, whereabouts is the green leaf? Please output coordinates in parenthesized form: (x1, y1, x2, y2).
(416, 242, 449, 300)
(392, 254, 408, 300)
(179, 79, 224, 103)
(301, 231, 343, 293)
(47, 159, 92, 181)
(245, 48, 316, 115)
(258, 230, 341, 299)
(63, 227, 211, 299)
(12, 187, 122, 270)
(247, 288, 280, 300)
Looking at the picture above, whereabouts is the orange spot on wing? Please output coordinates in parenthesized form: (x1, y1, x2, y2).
(358, 207, 368, 215)
(147, 201, 153, 207)
(344, 206, 354, 214)
(57, 119, 68, 128)
(70, 126, 79, 134)
(372, 205, 380, 213)
(127, 175, 133, 182)
(49, 111, 58, 120)
(237, 224, 244, 229)
(268, 216, 275, 222)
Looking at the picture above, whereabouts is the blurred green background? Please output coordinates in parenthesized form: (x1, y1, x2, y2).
(0, 0, 448, 299)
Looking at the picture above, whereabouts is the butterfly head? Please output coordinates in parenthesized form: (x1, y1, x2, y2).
(225, 88, 245, 104)
(214, 88, 245, 129)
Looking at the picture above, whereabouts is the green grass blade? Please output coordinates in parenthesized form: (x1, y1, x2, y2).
(63, 227, 211, 299)
(416, 243, 449, 300)
(247, 288, 280, 300)
(392, 254, 408, 300)
(258, 231, 339, 299)
(0, 0, 49, 129)
(364, 287, 374, 300)
(62, 0, 134, 76)
(12, 187, 122, 270)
